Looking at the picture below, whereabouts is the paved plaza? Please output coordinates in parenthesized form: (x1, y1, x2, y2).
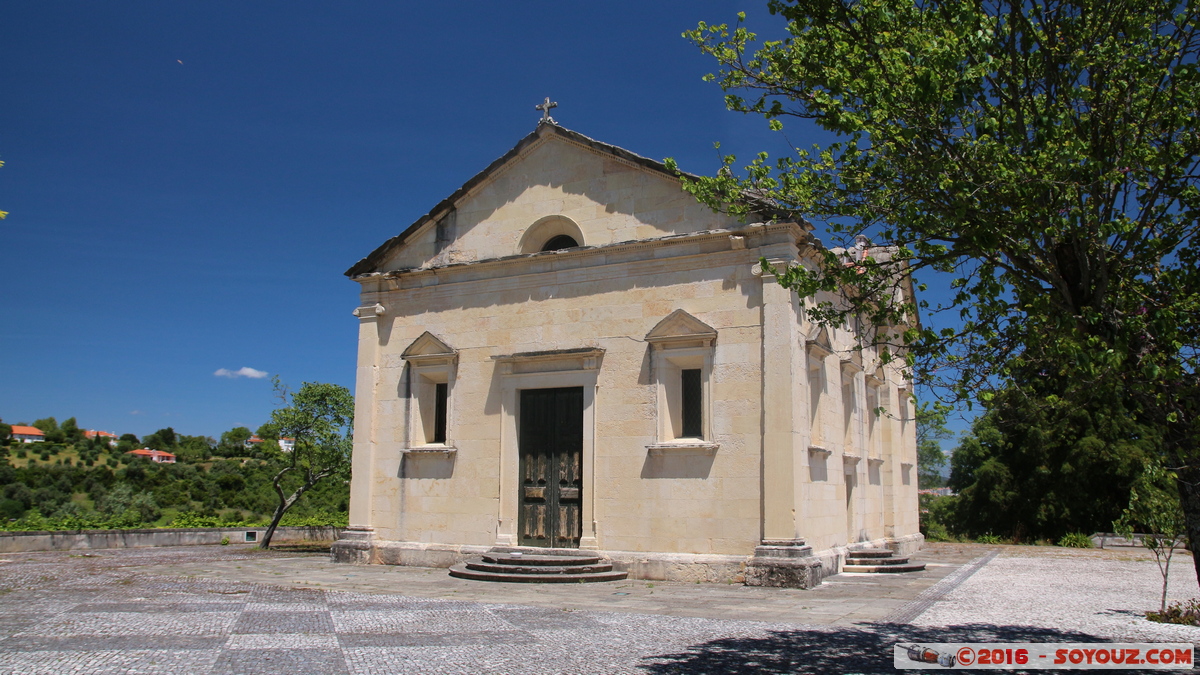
(0, 543, 1197, 673)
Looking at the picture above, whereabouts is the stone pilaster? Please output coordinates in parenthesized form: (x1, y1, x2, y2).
(747, 260, 822, 588)
(336, 300, 384, 559)
(755, 260, 801, 543)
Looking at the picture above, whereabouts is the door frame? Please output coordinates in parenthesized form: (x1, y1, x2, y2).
(493, 349, 603, 550)
(517, 386, 584, 548)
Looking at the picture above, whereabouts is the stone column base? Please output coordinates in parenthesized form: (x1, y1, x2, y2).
(744, 539, 824, 589)
(330, 526, 374, 564)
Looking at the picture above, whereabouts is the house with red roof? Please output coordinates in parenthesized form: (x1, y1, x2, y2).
(245, 436, 295, 452)
(126, 448, 176, 464)
(84, 430, 119, 447)
(10, 425, 45, 443)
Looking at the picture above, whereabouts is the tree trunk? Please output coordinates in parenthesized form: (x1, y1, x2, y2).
(258, 468, 334, 549)
(259, 502, 288, 550)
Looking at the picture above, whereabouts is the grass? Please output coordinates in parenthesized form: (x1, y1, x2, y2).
(4, 443, 125, 470)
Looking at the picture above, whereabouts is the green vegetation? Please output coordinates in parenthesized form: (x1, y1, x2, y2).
(680, 0, 1200, 580)
(1147, 599, 1200, 626)
(259, 380, 354, 549)
(1116, 461, 1187, 613)
(1056, 533, 1094, 549)
(947, 382, 1152, 542)
(0, 414, 349, 533)
(916, 403, 951, 489)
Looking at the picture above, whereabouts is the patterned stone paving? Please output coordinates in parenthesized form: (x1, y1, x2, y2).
(0, 545, 1193, 673)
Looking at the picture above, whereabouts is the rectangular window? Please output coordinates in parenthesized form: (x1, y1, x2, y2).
(433, 382, 448, 443)
(681, 368, 702, 438)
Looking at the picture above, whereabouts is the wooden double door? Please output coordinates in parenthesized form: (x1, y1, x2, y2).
(518, 387, 583, 548)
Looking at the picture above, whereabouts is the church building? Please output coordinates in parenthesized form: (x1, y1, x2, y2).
(332, 116, 922, 587)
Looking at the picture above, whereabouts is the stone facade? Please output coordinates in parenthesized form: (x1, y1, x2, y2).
(333, 122, 922, 585)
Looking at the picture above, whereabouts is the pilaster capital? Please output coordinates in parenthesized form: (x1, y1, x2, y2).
(751, 257, 793, 280)
(352, 303, 386, 319)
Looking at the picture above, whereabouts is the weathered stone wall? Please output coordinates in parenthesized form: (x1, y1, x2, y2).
(0, 526, 343, 553)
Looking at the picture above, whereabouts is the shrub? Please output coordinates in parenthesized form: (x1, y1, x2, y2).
(976, 533, 1003, 544)
(1057, 532, 1094, 548)
(1147, 599, 1200, 626)
(919, 494, 959, 541)
(169, 511, 259, 528)
(279, 511, 349, 527)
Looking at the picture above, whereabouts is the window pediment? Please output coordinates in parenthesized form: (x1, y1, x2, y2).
(401, 331, 458, 366)
(807, 326, 833, 357)
(645, 309, 717, 349)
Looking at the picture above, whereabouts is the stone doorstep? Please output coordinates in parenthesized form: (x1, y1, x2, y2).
(487, 545, 602, 558)
(481, 553, 604, 566)
(845, 548, 896, 559)
(847, 556, 915, 565)
(468, 561, 615, 575)
(840, 562, 927, 573)
(448, 561, 628, 583)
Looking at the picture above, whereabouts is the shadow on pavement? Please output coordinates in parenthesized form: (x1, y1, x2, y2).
(640, 623, 1108, 674)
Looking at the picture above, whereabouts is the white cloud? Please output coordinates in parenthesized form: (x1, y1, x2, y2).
(215, 367, 269, 379)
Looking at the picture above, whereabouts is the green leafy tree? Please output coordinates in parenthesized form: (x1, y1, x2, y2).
(176, 434, 214, 462)
(218, 427, 253, 456)
(916, 402, 952, 488)
(32, 417, 65, 444)
(259, 381, 353, 548)
(950, 380, 1152, 540)
(1116, 461, 1187, 613)
(143, 427, 178, 451)
(0, 422, 11, 446)
(59, 418, 83, 444)
(681, 0, 1200, 578)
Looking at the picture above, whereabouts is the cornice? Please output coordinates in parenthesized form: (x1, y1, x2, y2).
(352, 222, 806, 288)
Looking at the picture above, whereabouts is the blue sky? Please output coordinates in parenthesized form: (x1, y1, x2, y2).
(0, 2, 970, 442)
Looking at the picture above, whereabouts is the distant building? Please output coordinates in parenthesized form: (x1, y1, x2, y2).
(10, 425, 45, 443)
(127, 448, 176, 464)
(245, 436, 295, 452)
(918, 487, 954, 497)
(84, 430, 119, 447)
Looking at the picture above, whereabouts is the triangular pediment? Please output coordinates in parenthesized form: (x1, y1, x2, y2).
(807, 325, 833, 355)
(401, 331, 456, 360)
(645, 310, 717, 346)
(346, 123, 756, 278)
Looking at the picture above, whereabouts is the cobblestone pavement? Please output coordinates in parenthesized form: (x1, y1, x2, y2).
(0, 543, 1195, 674)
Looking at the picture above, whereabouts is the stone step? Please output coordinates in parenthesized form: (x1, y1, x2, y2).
(845, 549, 896, 559)
(448, 563, 628, 583)
(847, 555, 913, 566)
(466, 560, 615, 575)
(841, 562, 927, 573)
(481, 553, 603, 567)
(487, 546, 599, 558)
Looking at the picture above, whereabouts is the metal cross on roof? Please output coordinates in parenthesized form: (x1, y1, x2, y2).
(535, 96, 557, 124)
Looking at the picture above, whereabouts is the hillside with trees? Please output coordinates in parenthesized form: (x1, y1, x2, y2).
(0, 416, 349, 531)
